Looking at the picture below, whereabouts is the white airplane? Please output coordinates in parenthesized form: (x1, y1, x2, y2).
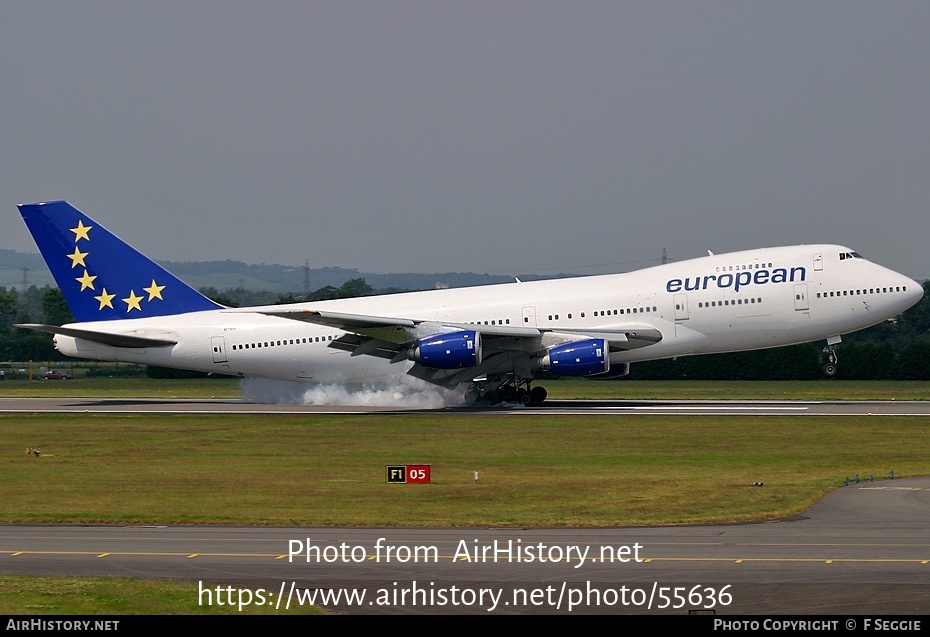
(16, 200, 924, 405)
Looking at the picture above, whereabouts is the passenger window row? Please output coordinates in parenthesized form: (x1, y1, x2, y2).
(231, 335, 334, 351)
(697, 297, 763, 308)
(816, 285, 908, 298)
(716, 262, 772, 272)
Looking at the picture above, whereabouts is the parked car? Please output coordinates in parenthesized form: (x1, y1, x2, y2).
(41, 370, 71, 380)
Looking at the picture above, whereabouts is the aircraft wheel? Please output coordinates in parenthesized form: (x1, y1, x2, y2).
(500, 385, 517, 402)
(517, 390, 532, 406)
(822, 363, 838, 377)
(530, 386, 548, 405)
(464, 388, 481, 405)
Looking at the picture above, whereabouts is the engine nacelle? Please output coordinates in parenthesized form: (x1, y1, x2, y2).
(410, 330, 482, 369)
(540, 338, 609, 377)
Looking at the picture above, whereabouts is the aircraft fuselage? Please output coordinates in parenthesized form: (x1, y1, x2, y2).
(51, 244, 922, 384)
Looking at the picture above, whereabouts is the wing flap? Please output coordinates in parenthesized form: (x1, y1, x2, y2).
(329, 333, 406, 361)
(551, 325, 663, 351)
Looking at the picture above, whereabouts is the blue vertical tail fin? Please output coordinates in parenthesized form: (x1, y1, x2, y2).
(18, 200, 223, 323)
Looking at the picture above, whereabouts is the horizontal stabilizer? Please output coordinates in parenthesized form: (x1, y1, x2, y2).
(15, 324, 177, 349)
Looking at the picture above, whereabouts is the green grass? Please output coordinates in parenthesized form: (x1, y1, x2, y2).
(3, 412, 927, 527)
(0, 377, 242, 398)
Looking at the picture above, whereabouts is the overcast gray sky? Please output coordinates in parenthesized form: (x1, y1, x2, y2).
(2, 2, 928, 278)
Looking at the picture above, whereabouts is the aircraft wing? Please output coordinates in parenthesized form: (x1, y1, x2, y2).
(258, 308, 541, 335)
(259, 309, 662, 386)
(258, 309, 543, 349)
(257, 309, 422, 344)
(261, 308, 661, 347)
(260, 309, 417, 331)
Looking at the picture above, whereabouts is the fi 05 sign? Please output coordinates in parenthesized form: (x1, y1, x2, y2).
(386, 465, 431, 484)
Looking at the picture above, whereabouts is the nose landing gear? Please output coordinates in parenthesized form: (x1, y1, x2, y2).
(821, 345, 838, 377)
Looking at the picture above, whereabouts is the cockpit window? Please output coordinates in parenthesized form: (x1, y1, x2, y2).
(839, 252, 865, 261)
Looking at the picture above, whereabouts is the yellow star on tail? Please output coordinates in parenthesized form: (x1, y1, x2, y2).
(143, 279, 166, 301)
(70, 220, 92, 242)
(67, 247, 88, 268)
(122, 290, 143, 312)
(76, 270, 97, 291)
(95, 288, 115, 310)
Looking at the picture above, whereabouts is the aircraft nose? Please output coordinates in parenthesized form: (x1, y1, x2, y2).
(908, 277, 925, 306)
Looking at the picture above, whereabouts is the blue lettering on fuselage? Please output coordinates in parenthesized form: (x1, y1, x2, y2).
(666, 266, 806, 294)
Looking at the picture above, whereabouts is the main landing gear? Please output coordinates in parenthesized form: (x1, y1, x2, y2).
(464, 377, 548, 406)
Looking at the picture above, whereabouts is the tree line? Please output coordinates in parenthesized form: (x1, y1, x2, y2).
(3, 279, 929, 380)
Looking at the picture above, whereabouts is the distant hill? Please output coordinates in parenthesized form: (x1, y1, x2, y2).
(0, 249, 53, 287)
(0, 248, 575, 293)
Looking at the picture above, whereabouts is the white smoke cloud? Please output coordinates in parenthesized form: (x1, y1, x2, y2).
(239, 375, 463, 408)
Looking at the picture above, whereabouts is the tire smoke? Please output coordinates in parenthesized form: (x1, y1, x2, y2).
(240, 376, 463, 408)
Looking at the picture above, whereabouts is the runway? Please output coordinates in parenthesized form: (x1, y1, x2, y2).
(2, 396, 930, 416)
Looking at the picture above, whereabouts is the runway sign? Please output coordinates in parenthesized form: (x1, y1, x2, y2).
(386, 464, 431, 484)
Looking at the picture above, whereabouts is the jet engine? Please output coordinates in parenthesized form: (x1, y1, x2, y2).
(539, 338, 609, 377)
(409, 330, 482, 369)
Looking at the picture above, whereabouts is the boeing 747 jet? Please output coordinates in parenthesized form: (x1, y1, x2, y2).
(17, 201, 923, 405)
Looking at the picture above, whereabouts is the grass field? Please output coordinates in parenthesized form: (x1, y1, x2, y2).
(0, 377, 242, 398)
(3, 378, 929, 525)
(3, 411, 928, 527)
